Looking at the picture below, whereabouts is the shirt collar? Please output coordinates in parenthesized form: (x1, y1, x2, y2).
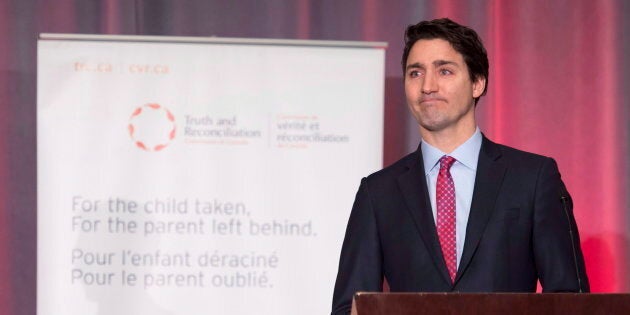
(421, 127, 482, 174)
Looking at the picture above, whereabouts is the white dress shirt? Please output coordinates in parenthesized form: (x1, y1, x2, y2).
(421, 128, 482, 267)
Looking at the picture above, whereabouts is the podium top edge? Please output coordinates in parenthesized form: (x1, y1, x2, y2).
(38, 33, 388, 49)
(354, 292, 630, 296)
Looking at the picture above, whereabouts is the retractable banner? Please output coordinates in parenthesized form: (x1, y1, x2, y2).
(37, 35, 385, 315)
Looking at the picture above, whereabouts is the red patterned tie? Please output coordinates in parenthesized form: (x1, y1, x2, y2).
(437, 155, 457, 283)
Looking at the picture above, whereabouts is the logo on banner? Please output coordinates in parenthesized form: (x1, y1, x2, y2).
(128, 103, 176, 151)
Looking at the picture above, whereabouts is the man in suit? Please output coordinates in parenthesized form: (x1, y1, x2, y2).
(331, 18, 589, 315)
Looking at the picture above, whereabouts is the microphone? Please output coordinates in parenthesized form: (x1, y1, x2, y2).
(559, 189, 584, 293)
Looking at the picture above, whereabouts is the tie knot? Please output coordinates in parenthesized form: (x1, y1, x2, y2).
(439, 155, 456, 171)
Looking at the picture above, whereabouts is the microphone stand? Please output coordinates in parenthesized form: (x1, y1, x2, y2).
(560, 193, 584, 293)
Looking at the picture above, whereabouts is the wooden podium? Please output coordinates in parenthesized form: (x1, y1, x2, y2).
(351, 292, 630, 315)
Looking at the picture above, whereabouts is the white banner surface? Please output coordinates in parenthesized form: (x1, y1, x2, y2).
(37, 35, 384, 315)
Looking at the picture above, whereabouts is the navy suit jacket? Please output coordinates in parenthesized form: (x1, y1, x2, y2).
(331, 137, 589, 315)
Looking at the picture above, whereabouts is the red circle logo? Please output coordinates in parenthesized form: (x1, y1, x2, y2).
(128, 103, 176, 151)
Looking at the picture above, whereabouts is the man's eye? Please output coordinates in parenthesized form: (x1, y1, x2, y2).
(439, 69, 453, 75)
(409, 70, 421, 78)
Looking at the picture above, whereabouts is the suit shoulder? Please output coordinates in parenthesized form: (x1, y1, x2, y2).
(364, 151, 417, 183)
(492, 141, 557, 168)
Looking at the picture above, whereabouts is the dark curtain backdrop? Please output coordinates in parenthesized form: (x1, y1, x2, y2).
(1, 1, 628, 314)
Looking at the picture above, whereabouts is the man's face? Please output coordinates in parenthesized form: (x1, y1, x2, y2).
(404, 38, 485, 134)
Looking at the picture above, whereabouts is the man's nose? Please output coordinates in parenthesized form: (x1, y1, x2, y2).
(422, 72, 438, 94)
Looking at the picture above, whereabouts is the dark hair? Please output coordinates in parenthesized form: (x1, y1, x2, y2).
(402, 18, 489, 104)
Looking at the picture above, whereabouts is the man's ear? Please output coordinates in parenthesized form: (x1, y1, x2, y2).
(472, 76, 486, 98)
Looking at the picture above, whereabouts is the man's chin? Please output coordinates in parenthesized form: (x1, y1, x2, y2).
(419, 119, 449, 132)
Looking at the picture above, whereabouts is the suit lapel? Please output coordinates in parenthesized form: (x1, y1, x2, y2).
(455, 137, 507, 283)
(397, 147, 452, 285)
